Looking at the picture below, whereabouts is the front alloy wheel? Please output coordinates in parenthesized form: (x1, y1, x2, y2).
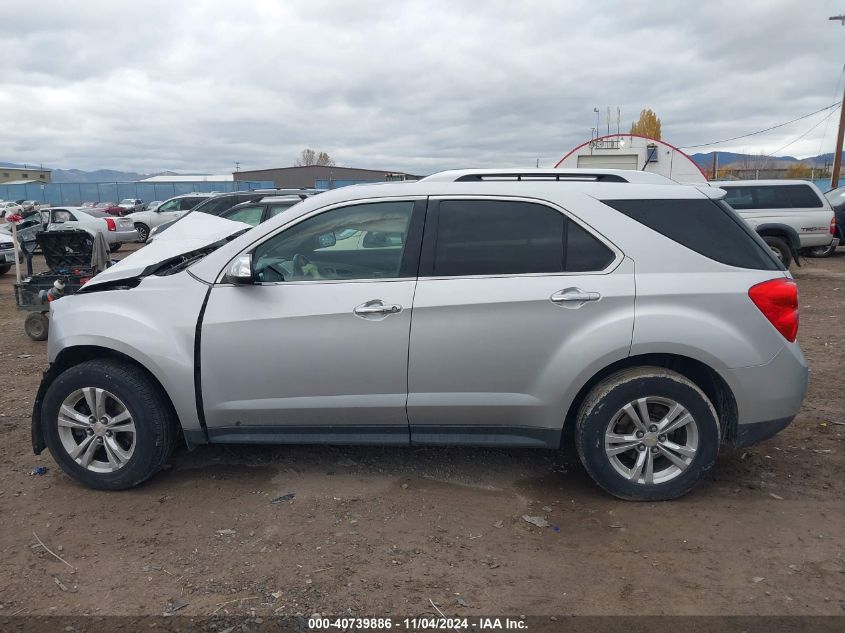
(57, 388, 136, 472)
(42, 359, 177, 489)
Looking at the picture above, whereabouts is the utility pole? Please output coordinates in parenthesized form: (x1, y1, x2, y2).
(829, 15, 845, 188)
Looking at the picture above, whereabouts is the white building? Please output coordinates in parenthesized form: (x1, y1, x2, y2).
(556, 134, 707, 184)
(139, 174, 234, 183)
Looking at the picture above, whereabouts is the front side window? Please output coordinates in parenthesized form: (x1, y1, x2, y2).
(223, 205, 265, 227)
(431, 199, 613, 277)
(268, 203, 295, 219)
(157, 199, 181, 212)
(253, 201, 414, 283)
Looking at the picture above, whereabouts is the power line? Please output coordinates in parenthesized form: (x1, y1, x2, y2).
(679, 102, 841, 149)
(763, 106, 841, 157)
(815, 65, 845, 158)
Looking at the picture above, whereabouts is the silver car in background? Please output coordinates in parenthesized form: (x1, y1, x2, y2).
(31, 169, 808, 500)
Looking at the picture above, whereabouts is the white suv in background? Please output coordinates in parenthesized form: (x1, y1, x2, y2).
(715, 180, 837, 267)
(126, 193, 214, 242)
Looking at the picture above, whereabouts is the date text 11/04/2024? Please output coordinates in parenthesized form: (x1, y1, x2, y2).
(308, 617, 528, 630)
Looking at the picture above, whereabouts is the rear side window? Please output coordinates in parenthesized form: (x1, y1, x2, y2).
(722, 185, 822, 210)
(196, 197, 238, 215)
(430, 199, 614, 277)
(603, 198, 782, 271)
(180, 197, 204, 210)
(784, 184, 823, 208)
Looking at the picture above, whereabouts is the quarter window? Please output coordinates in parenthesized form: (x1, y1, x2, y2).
(431, 199, 613, 277)
(253, 201, 414, 282)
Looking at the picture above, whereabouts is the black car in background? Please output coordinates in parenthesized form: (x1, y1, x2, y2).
(820, 186, 845, 257)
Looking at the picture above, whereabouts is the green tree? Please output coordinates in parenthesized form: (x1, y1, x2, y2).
(630, 109, 662, 139)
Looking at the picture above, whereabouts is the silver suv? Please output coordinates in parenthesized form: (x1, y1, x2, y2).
(31, 169, 808, 500)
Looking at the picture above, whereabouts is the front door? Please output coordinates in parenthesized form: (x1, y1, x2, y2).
(200, 198, 425, 444)
(407, 197, 635, 447)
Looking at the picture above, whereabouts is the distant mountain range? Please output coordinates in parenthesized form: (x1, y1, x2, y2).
(690, 151, 844, 169)
(1, 161, 150, 183)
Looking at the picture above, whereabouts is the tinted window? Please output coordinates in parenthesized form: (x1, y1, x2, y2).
(604, 198, 782, 271)
(784, 184, 823, 208)
(722, 185, 819, 210)
(566, 220, 615, 271)
(194, 196, 239, 215)
(180, 197, 205, 210)
(432, 200, 612, 277)
(253, 201, 414, 282)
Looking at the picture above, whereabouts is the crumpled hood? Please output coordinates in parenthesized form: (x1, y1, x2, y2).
(83, 213, 251, 288)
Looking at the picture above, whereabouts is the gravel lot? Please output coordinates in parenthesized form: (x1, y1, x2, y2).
(0, 242, 843, 617)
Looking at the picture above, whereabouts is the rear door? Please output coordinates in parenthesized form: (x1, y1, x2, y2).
(407, 197, 635, 447)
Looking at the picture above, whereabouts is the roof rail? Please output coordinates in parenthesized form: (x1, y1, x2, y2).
(420, 169, 676, 185)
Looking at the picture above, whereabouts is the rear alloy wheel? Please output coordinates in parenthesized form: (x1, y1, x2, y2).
(575, 367, 720, 501)
(42, 360, 176, 489)
(762, 236, 792, 268)
(135, 223, 149, 242)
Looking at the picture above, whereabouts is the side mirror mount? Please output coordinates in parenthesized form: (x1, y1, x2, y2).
(223, 254, 254, 284)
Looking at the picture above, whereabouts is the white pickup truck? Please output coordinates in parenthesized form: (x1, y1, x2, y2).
(714, 180, 837, 268)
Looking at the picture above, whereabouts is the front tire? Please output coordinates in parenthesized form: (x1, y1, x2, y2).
(575, 367, 720, 501)
(762, 236, 792, 268)
(42, 360, 176, 489)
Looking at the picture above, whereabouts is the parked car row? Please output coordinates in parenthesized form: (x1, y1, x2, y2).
(0, 206, 137, 272)
(716, 179, 838, 267)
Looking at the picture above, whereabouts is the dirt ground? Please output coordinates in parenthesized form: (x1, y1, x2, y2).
(0, 242, 843, 618)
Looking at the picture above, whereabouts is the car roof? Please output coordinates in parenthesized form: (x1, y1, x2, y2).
(712, 179, 821, 187)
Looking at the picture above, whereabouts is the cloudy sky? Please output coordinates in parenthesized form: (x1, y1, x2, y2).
(1, 0, 844, 174)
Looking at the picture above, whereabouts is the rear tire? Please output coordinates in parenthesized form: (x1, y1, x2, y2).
(41, 360, 176, 490)
(110, 243, 122, 253)
(135, 223, 149, 243)
(24, 312, 49, 341)
(575, 367, 720, 501)
(762, 236, 792, 268)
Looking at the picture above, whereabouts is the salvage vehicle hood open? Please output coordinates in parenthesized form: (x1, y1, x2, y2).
(81, 213, 251, 289)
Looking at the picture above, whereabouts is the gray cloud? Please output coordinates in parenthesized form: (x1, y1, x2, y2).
(0, 0, 842, 174)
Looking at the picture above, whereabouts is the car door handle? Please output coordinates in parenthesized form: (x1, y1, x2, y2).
(353, 301, 402, 315)
(551, 288, 601, 303)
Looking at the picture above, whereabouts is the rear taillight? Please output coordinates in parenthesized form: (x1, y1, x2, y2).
(831, 216, 837, 235)
(105, 218, 116, 231)
(748, 278, 798, 342)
